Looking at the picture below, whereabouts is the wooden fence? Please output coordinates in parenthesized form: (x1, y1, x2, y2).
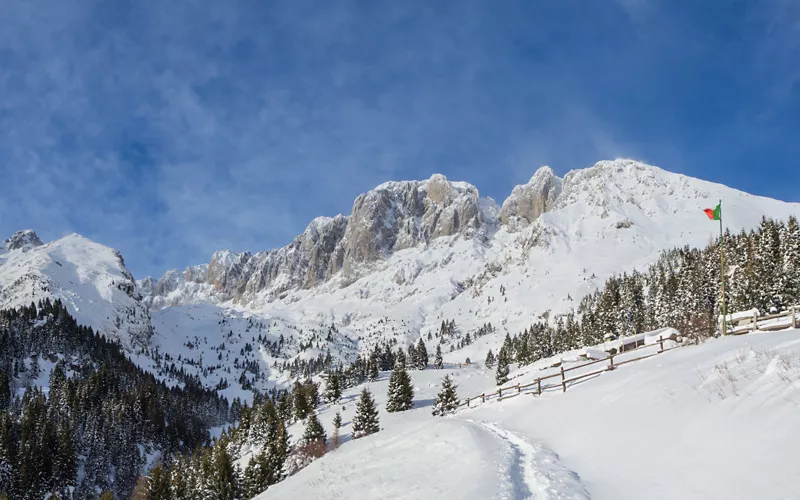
(724, 305, 800, 335)
(458, 336, 677, 409)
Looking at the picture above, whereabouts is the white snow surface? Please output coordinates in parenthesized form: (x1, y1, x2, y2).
(258, 330, 800, 500)
(0, 232, 152, 350)
(5, 160, 800, 397)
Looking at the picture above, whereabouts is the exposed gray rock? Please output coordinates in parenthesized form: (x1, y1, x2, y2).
(3, 229, 43, 251)
(141, 174, 497, 307)
(499, 166, 562, 230)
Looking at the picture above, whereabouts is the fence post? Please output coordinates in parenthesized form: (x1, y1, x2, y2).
(659, 337, 664, 353)
(561, 366, 566, 392)
(609, 354, 615, 371)
(537, 378, 542, 395)
(752, 310, 758, 332)
(517, 383, 521, 393)
(481, 393, 485, 403)
(467, 397, 470, 408)
(498, 387, 503, 398)
(792, 306, 797, 329)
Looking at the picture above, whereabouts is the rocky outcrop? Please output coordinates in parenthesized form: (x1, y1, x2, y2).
(2, 229, 43, 251)
(140, 174, 498, 307)
(499, 166, 562, 230)
(339, 174, 491, 272)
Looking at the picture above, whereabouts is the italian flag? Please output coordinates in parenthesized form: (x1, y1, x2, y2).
(703, 202, 721, 221)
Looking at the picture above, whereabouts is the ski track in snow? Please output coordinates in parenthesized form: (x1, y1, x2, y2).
(467, 420, 591, 500)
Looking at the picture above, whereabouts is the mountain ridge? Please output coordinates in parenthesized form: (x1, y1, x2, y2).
(4, 158, 800, 398)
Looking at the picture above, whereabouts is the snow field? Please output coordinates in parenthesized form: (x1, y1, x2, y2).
(260, 330, 800, 500)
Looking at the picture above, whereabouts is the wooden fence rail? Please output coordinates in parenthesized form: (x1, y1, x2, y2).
(459, 337, 676, 409)
(724, 305, 800, 335)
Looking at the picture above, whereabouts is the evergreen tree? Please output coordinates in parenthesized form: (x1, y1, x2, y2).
(303, 413, 327, 445)
(495, 347, 510, 386)
(484, 349, 495, 369)
(352, 389, 380, 438)
(332, 412, 342, 430)
(432, 375, 460, 416)
(368, 355, 380, 381)
(415, 338, 429, 369)
(242, 448, 269, 498)
(434, 344, 443, 370)
(264, 419, 289, 486)
(407, 343, 418, 369)
(395, 348, 406, 369)
(385, 361, 414, 413)
(148, 464, 172, 500)
(0, 374, 8, 411)
(293, 381, 311, 421)
(209, 442, 237, 500)
(324, 372, 341, 404)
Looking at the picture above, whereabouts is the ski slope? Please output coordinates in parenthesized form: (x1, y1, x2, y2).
(258, 329, 800, 500)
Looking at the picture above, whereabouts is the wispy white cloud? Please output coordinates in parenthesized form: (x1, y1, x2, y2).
(1, 0, 798, 277)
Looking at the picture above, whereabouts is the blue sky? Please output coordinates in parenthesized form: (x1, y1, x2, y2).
(1, 0, 799, 278)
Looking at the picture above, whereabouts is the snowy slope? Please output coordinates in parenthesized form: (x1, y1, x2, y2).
(140, 159, 800, 377)
(0, 231, 152, 350)
(4, 159, 800, 397)
(259, 329, 800, 500)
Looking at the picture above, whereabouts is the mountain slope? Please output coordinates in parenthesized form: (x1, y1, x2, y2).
(0, 231, 152, 350)
(140, 160, 800, 374)
(258, 329, 800, 500)
(4, 159, 799, 398)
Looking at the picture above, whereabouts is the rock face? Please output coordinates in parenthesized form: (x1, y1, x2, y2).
(339, 174, 492, 271)
(499, 166, 562, 230)
(140, 174, 500, 307)
(2, 229, 44, 251)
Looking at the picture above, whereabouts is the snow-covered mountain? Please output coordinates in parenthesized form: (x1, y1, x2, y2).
(138, 160, 800, 367)
(0, 231, 153, 351)
(4, 159, 800, 398)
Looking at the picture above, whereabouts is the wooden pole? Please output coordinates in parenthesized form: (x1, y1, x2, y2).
(517, 383, 521, 394)
(561, 366, 566, 392)
(467, 397, 470, 408)
(792, 306, 797, 329)
(752, 310, 758, 333)
(481, 393, 485, 403)
(659, 337, 664, 353)
(719, 200, 728, 336)
(609, 354, 615, 371)
(537, 378, 542, 395)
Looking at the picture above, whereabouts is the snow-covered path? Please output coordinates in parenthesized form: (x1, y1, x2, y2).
(257, 330, 800, 500)
(467, 420, 590, 500)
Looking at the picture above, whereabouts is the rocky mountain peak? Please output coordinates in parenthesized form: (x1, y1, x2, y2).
(499, 166, 563, 230)
(3, 229, 44, 251)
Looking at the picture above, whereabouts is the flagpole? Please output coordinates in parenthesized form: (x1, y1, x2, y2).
(719, 199, 728, 336)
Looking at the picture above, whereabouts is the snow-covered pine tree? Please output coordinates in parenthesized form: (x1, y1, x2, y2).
(434, 344, 443, 369)
(416, 338, 429, 369)
(495, 346, 510, 386)
(352, 389, 380, 438)
(293, 381, 311, 421)
(431, 375, 460, 416)
(395, 348, 406, 369)
(368, 352, 380, 381)
(485, 349, 495, 368)
(209, 442, 237, 500)
(781, 215, 800, 303)
(332, 412, 342, 430)
(385, 360, 414, 412)
(324, 371, 341, 404)
(407, 343, 418, 369)
(264, 419, 289, 486)
(147, 464, 172, 500)
(303, 413, 327, 445)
